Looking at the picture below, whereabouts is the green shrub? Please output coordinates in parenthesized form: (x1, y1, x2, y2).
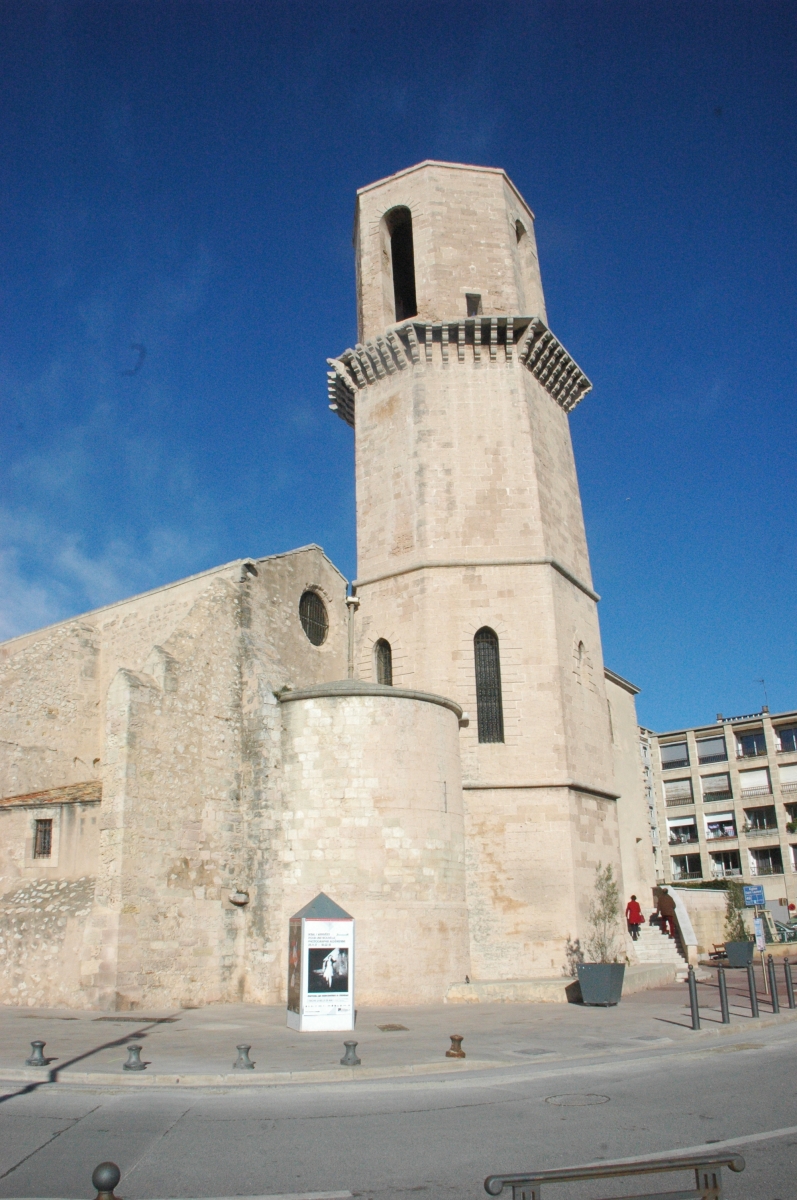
(584, 863, 623, 963)
(724, 880, 749, 942)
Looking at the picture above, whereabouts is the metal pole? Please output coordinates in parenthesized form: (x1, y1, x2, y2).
(746, 962, 759, 1017)
(687, 964, 700, 1030)
(760, 948, 769, 995)
(784, 958, 796, 1009)
(717, 967, 730, 1024)
(767, 955, 780, 1013)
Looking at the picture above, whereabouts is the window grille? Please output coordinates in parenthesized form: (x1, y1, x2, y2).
(33, 819, 52, 859)
(474, 627, 504, 744)
(299, 590, 328, 646)
(374, 639, 392, 686)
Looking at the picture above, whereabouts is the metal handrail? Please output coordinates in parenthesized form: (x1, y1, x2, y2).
(485, 1150, 745, 1200)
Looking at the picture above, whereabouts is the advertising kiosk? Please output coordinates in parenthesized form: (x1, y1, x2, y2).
(287, 893, 355, 1031)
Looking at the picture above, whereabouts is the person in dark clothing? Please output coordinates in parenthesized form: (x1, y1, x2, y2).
(656, 887, 677, 937)
(625, 894, 643, 940)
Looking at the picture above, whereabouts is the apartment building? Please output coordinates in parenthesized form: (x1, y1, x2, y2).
(649, 708, 797, 906)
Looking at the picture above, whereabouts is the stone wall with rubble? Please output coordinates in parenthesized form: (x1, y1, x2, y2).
(0, 545, 348, 1009)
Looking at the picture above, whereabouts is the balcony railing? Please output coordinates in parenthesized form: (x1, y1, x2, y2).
(703, 791, 734, 802)
(668, 835, 699, 846)
(662, 759, 689, 770)
(665, 796, 694, 807)
(737, 751, 767, 760)
(698, 753, 728, 765)
(706, 831, 737, 841)
(782, 781, 797, 793)
(672, 871, 703, 881)
(740, 786, 772, 797)
(711, 866, 742, 878)
(743, 826, 778, 838)
(750, 865, 784, 876)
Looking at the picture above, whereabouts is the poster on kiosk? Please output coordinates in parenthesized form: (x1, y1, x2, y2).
(287, 893, 355, 1032)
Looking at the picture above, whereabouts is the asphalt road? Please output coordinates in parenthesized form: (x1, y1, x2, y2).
(0, 1022, 794, 1200)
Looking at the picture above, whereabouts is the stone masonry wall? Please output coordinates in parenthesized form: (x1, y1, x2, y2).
(278, 689, 470, 1004)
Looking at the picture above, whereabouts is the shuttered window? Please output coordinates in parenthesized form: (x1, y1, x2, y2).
(739, 767, 770, 794)
(696, 735, 727, 764)
(664, 778, 693, 805)
(702, 773, 732, 799)
(474, 627, 504, 744)
(660, 741, 689, 769)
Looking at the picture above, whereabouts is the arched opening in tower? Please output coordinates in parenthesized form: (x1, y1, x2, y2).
(385, 206, 417, 321)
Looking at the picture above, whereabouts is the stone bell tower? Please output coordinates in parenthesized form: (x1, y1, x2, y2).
(327, 161, 622, 981)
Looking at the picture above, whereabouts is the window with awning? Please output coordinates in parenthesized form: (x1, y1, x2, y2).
(697, 735, 727, 763)
(739, 767, 770, 793)
(702, 772, 732, 798)
(667, 815, 697, 827)
(660, 741, 689, 768)
(779, 763, 797, 785)
(664, 778, 693, 804)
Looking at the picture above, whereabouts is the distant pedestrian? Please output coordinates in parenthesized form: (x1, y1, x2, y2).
(625, 894, 643, 940)
(656, 887, 677, 938)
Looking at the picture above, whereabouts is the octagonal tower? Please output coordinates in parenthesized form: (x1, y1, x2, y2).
(327, 161, 621, 982)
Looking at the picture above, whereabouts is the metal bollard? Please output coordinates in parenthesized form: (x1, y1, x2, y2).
(122, 1044, 147, 1071)
(746, 962, 759, 1018)
(340, 1040, 361, 1066)
(785, 958, 796, 1009)
(717, 967, 730, 1024)
(446, 1034, 466, 1058)
(92, 1162, 121, 1200)
(25, 1040, 47, 1067)
(767, 955, 780, 1014)
(687, 965, 700, 1030)
(233, 1044, 255, 1070)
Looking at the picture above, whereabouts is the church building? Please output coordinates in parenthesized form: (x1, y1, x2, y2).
(0, 162, 657, 1011)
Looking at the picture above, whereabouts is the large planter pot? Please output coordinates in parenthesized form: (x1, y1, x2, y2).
(725, 941, 755, 968)
(577, 963, 625, 1006)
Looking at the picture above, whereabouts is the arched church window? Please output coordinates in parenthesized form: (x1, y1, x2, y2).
(385, 206, 417, 321)
(299, 590, 328, 646)
(474, 627, 504, 743)
(374, 638, 393, 685)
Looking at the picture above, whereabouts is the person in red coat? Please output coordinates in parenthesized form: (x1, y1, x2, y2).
(625, 894, 643, 940)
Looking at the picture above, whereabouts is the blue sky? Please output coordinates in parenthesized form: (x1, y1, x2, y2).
(1, 2, 795, 732)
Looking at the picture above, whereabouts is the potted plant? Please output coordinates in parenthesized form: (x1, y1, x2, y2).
(577, 863, 626, 1006)
(724, 880, 754, 967)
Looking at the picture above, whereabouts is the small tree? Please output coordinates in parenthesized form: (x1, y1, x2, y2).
(724, 880, 749, 942)
(584, 863, 623, 963)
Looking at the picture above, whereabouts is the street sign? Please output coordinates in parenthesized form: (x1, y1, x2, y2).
(744, 884, 766, 907)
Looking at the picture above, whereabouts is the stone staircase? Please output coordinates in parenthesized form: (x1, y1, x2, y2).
(631, 924, 689, 979)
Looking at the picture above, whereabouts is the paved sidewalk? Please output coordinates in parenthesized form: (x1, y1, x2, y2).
(1, 965, 794, 1089)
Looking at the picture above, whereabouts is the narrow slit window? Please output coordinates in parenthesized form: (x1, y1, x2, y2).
(33, 818, 52, 859)
(474, 627, 504, 743)
(466, 293, 483, 316)
(375, 638, 393, 686)
(386, 206, 417, 321)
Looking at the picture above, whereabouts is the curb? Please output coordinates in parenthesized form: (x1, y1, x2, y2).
(0, 1057, 503, 1089)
